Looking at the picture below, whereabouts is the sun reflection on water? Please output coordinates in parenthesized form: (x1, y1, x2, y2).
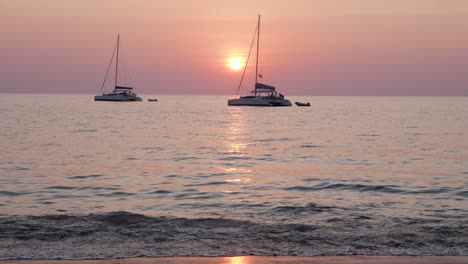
(221, 167, 252, 174)
(228, 142, 248, 154)
(225, 178, 251, 183)
(226, 256, 248, 264)
(224, 107, 250, 162)
(221, 108, 254, 189)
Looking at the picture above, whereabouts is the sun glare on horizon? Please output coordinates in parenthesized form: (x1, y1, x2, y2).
(227, 57, 245, 71)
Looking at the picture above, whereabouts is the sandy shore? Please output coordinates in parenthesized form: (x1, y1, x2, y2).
(1, 256, 468, 264)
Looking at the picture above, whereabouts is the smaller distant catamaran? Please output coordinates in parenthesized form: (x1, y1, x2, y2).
(228, 15, 291, 107)
(95, 35, 142, 102)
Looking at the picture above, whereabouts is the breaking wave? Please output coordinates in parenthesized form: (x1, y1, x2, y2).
(0, 211, 466, 259)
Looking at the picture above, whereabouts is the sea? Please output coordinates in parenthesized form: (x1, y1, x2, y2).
(0, 94, 467, 259)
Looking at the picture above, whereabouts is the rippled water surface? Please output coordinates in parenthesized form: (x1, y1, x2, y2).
(0, 94, 467, 258)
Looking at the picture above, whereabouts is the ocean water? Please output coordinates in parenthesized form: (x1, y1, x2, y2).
(0, 94, 467, 259)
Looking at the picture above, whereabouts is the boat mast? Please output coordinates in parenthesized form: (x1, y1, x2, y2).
(115, 34, 120, 90)
(255, 15, 260, 85)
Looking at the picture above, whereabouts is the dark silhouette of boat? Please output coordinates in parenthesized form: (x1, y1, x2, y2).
(227, 15, 291, 107)
(295, 102, 310, 107)
(94, 35, 142, 102)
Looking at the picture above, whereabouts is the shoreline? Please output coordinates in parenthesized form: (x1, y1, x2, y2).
(1, 256, 468, 264)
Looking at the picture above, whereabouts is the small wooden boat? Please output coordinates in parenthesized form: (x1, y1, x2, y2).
(148, 99, 158, 102)
(295, 102, 310, 107)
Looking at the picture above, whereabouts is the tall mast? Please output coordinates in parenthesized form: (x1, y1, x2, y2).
(255, 15, 260, 85)
(115, 34, 120, 89)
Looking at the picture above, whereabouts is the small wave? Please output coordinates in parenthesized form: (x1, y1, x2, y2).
(218, 156, 252, 161)
(78, 186, 121, 191)
(285, 183, 404, 194)
(38, 201, 54, 205)
(191, 194, 224, 200)
(183, 188, 198, 192)
(163, 174, 182, 178)
(8, 167, 30, 171)
(273, 203, 335, 214)
(0, 191, 30, 196)
(70, 129, 97, 133)
(51, 194, 90, 199)
(254, 137, 293, 142)
(150, 190, 172, 194)
(46, 186, 77, 190)
(184, 181, 232, 187)
(175, 156, 202, 161)
(300, 144, 326, 148)
(409, 188, 453, 195)
(286, 184, 464, 197)
(39, 143, 62, 147)
(255, 157, 276, 161)
(174, 192, 225, 200)
(96, 192, 136, 197)
(194, 173, 228, 178)
(142, 146, 165, 151)
(68, 174, 103, 180)
(454, 190, 468, 197)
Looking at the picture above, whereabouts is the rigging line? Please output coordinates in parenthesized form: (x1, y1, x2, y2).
(99, 41, 118, 93)
(235, 23, 258, 97)
(115, 34, 120, 88)
(255, 14, 260, 85)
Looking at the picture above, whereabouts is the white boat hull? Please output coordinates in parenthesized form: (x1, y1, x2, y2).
(228, 96, 292, 107)
(94, 94, 142, 102)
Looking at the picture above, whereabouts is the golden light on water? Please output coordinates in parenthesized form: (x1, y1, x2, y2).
(228, 256, 248, 264)
(225, 178, 251, 183)
(221, 167, 252, 174)
(221, 107, 253, 185)
(227, 142, 247, 154)
(225, 108, 247, 154)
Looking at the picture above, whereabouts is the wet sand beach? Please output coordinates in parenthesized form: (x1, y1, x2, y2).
(1, 256, 468, 264)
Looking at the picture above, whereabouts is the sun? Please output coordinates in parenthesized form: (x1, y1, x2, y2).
(227, 57, 244, 71)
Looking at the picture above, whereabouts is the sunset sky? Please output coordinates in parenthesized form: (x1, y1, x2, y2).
(1, 0, 468, 95)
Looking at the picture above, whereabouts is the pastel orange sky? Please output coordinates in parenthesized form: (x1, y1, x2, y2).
(1, 0, 468, 95)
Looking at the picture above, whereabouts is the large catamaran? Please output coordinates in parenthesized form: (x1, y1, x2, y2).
(228, 15, 291, 107)
(95, 35, 142, 102)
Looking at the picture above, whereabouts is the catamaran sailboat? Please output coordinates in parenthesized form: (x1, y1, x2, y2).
(94, 35, 142, 102)
(228, 15, 291, 107)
